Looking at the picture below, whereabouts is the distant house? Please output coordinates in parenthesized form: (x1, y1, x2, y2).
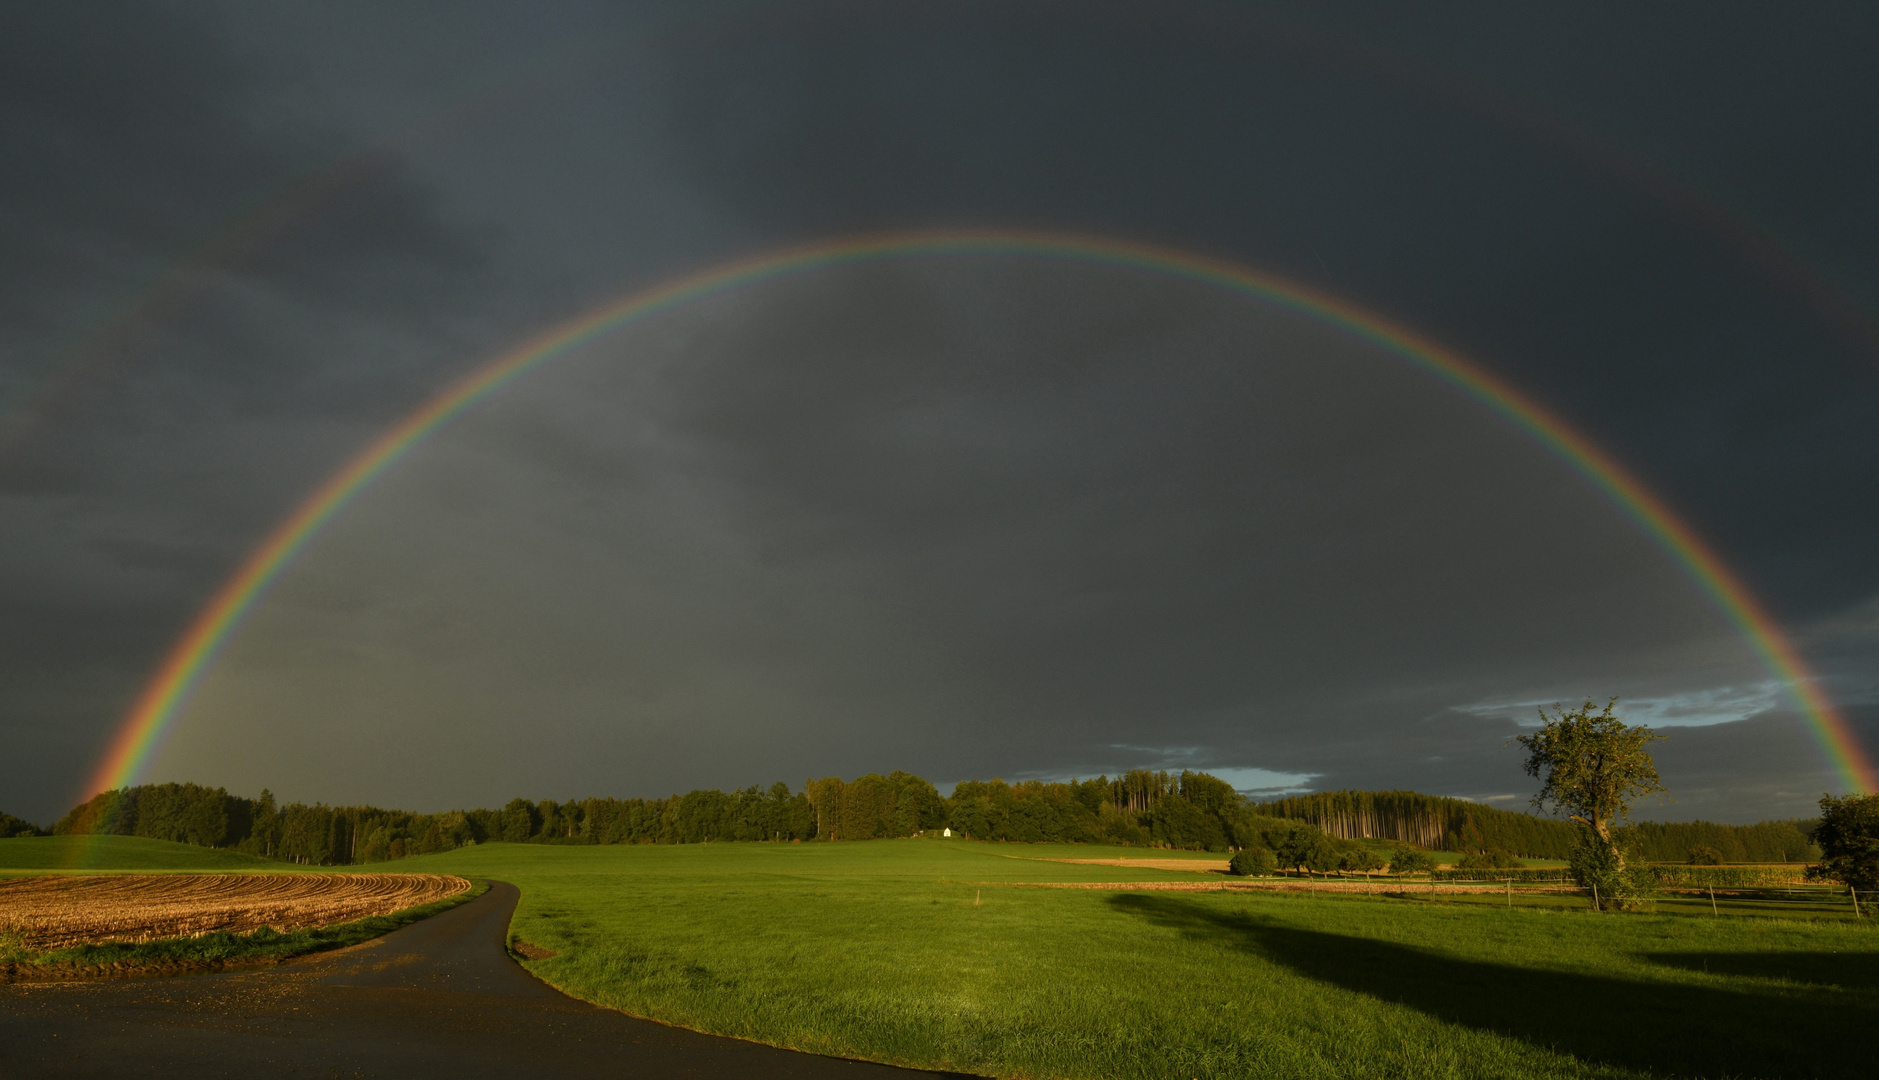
(942, 828, 952, 837)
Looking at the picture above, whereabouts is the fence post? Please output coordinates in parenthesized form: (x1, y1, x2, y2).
(1592, 883, 1599, 911)
(1709, 886, 1718, 916)
(1854, 886, 1861, 918)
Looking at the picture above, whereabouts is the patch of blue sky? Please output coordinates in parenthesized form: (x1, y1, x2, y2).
(1456, 682, 1786, 729)
(981, 746, 1321, 798)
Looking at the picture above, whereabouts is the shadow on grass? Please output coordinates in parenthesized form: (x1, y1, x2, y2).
(1641, 950, 1879, 993)
(1108, 893, 1875, 1080)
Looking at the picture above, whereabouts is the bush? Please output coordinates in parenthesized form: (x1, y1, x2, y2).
(1389, 845, 1435, 876)
(1457, 848, 1522, 871)
(1649, 865, 1806, 888)
(1229, 848, 1277, 876)
(1570, 838, 1656, 910)
(1687, 844, 1724, 865)
(1806, 793, 1879, 893)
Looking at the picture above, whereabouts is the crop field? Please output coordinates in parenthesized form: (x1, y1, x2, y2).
(387, 838, 1878, 1080)
(0, 872, 471, 950)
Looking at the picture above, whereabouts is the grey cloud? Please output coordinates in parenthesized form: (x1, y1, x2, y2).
(151, 262, 1776, 814)
(0, 2, 507, 821)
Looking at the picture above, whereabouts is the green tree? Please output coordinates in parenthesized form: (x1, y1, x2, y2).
(1805, 793, 1879, 896)
(500, 798, 537, 842)
(1516, 698, 1666, 909)
(1687, 844, 1724, 865)
(889, 771, 946, 836)
(1274, 822, 1339, 874)
(1339, 843, 1386, 874)
(1389, 845, 1435, 877)
(0, 809, 43, 837)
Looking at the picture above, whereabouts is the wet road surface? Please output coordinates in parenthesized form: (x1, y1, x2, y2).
(0, 881, 958, 1078)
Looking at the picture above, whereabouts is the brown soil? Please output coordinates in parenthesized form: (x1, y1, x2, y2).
(0, 873, 470, 951)
(1037, 857, 1229, 872)
(511, 940, 558, 960)
(997, 879, 1583, 895)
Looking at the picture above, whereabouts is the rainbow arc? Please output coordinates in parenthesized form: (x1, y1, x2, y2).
(86, 231, 1878, 799)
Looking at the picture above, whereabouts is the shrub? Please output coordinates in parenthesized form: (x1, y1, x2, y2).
(1687, 844, 1724, 865)
(1649, 865, 1806, 888)
(1570, 838, 1656, 910)
(1229, 848, 1277, 876)
(1457, 848, 1522, 871)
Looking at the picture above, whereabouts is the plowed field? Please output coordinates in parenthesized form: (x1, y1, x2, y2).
(0, 873, 471, 951)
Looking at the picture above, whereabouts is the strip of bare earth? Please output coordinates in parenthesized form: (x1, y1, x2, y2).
(1031, 857, 1230, 872)
(993, 879, 1585, 894)
(0, 874, 480, 982)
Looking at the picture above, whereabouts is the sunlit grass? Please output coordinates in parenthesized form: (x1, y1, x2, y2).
(404, 839, 1878, 1079)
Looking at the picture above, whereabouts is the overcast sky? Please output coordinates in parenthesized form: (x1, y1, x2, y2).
(3, 2, 1876, 825)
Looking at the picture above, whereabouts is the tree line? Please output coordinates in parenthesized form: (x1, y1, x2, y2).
(0, 808, 44, 838)
(42, 771, 1817, 866)
(1259, 788, 1816, 863)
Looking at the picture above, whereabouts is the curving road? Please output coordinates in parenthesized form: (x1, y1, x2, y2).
(0, 881, 961, 1078)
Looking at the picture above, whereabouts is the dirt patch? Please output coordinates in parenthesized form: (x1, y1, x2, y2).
(1037, 857, 1229, 873)
(0, 873, 471, 951)
(997, 879, 1583, 895)
(511, 940, 558, 960)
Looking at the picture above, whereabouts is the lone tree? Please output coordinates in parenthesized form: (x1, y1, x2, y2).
(1515, 698, 1666, 908)
(1805, 793, 1879, 899)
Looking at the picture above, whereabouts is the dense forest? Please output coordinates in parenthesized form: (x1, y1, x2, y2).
(0, 808, 45, 838)
(44, 773, 1818, 866)
(1260, 789, 1817, 863)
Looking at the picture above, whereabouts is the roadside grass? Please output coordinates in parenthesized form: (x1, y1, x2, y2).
(0, 835, 278, 874)
(399, 839, 1878, 1080)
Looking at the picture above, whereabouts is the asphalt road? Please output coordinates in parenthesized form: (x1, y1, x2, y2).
(0, 881, 959, 1078)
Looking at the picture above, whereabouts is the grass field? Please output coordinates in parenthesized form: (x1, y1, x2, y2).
(8, 835, 1871, 1077)
(0, 835, 277, 873)
(379, 839, 1877, 1080)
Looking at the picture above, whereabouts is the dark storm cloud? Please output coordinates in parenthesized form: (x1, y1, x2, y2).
(0, 2, 507, 821)
(3, 1, 1876, 825)
(634, 1, 1879, 618)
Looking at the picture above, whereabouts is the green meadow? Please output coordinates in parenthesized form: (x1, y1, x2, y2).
(393, 839, 1875, 1080)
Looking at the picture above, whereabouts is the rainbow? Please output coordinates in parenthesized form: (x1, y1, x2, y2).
(85, 230, 1878, 799)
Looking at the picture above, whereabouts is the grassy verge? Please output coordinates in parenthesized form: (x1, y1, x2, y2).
(1, 879, 487, 981)
(397, 839, 1876, 1080)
